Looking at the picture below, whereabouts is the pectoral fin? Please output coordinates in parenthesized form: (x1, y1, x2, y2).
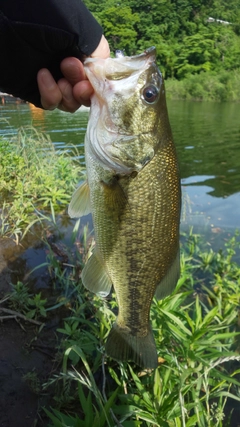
(155, 249, 180, 300)
(68, 181, 91, 218)
(101, 177, 127, 212)
(81, 249, 112, 297)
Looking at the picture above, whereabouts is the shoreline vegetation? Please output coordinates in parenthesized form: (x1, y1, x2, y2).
(0, 126, 83, 241)
(2, 1, 240, 422)
(83, 0, 240, 103)
(0, 128, 240, 425)
(165, 69, 240, 102)
(2, 1, 240, 105)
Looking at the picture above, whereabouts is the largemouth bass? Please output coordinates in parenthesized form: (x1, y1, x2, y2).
(69, 47, 181, 369)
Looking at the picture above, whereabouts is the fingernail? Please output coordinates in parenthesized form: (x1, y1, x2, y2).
(39, 70, 56, 90)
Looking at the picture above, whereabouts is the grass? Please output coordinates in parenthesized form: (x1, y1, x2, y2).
(165, 69, 240, 102)
(0, 126, 83, 241)
(38, 226, 240, 427)
(8, 280, 47, 319)
(1, 127, 240, 426)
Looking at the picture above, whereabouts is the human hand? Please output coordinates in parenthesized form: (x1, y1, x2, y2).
(37, 35, 110, 112)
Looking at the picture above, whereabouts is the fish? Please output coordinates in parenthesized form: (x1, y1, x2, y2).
(68, 47, 181, 369)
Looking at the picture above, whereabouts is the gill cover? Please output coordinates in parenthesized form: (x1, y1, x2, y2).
(84, 47, 163, 175)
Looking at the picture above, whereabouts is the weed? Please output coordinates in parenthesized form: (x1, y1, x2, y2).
(42, 229, 240, 427)
(0, 126, 83, 241)
(27, 293, 47, 319)
(8, 281, 32, 314)
(8, 281, 47, 320)
(22, 370, 42, 394)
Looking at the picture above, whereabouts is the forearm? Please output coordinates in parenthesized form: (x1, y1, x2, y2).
(0, 0, 103, 107)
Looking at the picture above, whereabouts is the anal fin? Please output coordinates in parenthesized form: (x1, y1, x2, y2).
(81, 249, 112, 297)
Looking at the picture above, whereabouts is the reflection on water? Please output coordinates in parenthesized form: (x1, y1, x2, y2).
(169, 101, 240, 197)
(28, 102, 45, 124)
(0, 100, 240, 230)
(167, 100, 240, 230)
(0, 103, 88, 151)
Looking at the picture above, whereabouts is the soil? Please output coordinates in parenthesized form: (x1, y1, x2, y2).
(0, 237, 61, 427)
(0, 235, 240, 427)
(0, 318, 54, 427)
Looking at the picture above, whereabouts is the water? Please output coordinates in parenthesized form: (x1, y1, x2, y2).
(169, 101, 240, 233)
(0, 102, 88, 150)
(1, 101, 240, 426)
(0, 100, 240, 235)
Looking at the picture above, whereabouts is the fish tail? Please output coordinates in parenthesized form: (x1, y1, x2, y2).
(105, 322, 158, 369)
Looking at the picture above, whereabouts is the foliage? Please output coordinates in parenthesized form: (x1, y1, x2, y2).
(8, 280, 31, 313)
(165, 68, 240, 101)
(0, 127, 83, 240)
(97, 6, 140, 53)
(42, 227, 240, 427)
(8, 280, 47, 319)
(84, 0, 240, 96)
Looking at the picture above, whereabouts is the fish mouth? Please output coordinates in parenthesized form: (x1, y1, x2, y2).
(85, 46, 156, 74)
(84, 46, 157, 89)
(85, 46, 158, 174)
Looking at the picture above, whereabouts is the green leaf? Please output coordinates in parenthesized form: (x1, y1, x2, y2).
(136, 410, 159, 424)
(160, 309, 192, 336)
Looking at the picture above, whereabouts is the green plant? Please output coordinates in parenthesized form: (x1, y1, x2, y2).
(0, 126, 83, 240)
(8, 281, 32, 314)
(43, 229, 240, 427)
(44, 347, 120, 427)
(165, 68, 240, 102)
(8, 281, 47, 319)
(27, 293, 47, 319)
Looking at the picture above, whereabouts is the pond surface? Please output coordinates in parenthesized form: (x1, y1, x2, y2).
(0, 101, 240, 426)
(1, 99, 239, 238)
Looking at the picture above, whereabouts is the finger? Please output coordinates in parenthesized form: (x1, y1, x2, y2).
(60, 57, 86, 86)
(57, 78, 82, 113)
(37, 69, 62, 109)
(91, 35, 110, 59)
(72, 80, 93, 107)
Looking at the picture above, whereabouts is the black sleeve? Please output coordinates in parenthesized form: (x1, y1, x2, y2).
(0, 0, 103, 107)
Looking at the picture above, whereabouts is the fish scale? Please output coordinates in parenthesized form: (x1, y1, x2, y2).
(68, 47, 181, 368)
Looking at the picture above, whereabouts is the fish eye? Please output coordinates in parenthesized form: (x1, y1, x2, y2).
(142, 84, 159, 104)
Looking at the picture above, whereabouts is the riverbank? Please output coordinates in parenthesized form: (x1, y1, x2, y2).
(0, 222, 240, 426)
(0, 127, 240, 426)
(0, 126, 83, 241)
(165, 69, 240, 102)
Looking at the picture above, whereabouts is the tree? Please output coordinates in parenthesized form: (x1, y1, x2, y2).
(83, 0, 240, 79)
(97, 6, 140, 54)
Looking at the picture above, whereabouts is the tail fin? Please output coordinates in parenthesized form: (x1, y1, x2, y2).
(105, 322, 158, 369)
